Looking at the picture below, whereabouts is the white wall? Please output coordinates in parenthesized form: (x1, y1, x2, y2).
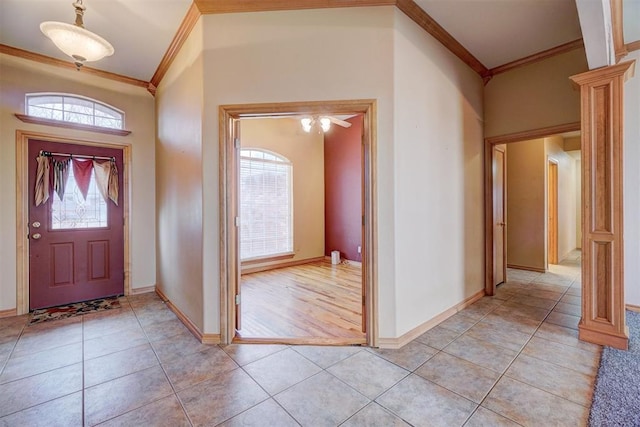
(624, 52, 640, 306)
(155, 20, 205, 329)
(484, 48, 587, 138)
(392, 10, 485, 337)
(545, 135, 578, 261)
(0, 54, 156, 313)
(198, 7, 396, 335)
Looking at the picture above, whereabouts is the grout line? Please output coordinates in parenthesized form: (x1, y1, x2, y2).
(0, 320, 26, 378)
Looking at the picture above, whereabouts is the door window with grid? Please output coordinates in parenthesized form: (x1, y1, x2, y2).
(240, 149, 293, 260)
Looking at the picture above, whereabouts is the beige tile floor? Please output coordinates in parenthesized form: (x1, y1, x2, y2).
(0, 253, 601, 426)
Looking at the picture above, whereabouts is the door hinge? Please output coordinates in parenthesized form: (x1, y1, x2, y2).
(235, 294, 241, 305)
(234, 138, 240, 149)
(362, 215, 365, 226)
(235, 217, 240, 227)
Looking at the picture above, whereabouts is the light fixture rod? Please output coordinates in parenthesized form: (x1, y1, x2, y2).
(73, 1, 86, 28)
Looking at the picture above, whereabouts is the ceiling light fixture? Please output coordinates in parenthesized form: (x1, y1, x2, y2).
(40, 0, 114, 70)
(301, 116, 332, 133)
(301, 117, 313, 133)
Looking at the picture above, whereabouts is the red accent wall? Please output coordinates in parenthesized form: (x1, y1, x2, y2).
(324, 115, 362, 261)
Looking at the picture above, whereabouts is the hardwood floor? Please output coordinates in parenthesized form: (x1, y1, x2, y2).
(237, 259, 365, 343)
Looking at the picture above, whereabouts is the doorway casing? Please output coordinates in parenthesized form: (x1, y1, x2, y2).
(15, 130, 132, 315)
(219, 100, 378, 346)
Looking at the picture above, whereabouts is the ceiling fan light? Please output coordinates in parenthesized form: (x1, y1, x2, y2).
(301, 118, 312, 133)
(320, 117, 331, 132)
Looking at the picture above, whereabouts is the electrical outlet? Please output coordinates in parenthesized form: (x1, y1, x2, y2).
(357, 246, 361, 254)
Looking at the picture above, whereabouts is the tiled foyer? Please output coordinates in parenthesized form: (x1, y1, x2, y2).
(0, 253, 601, 426)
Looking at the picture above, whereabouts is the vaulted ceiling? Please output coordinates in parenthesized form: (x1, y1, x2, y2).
(0, 0, 638, 85)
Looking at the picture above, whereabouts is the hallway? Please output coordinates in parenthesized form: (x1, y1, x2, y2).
(0, 254, 600, 426)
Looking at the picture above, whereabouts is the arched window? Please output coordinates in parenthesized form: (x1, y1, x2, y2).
(240, 149, 293, 260)
(26, 93, 124, 130)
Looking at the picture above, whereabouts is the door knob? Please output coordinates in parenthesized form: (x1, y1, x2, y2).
(31, 233, 41, 240)
(32, 221, 41, 228)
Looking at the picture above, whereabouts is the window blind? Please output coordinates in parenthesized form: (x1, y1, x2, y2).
(240, 149, 293, 260)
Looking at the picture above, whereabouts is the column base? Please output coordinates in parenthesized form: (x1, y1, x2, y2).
(579, 323, 629, 350)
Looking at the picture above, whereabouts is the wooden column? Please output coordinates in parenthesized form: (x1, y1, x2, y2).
(570, 61, 635, 350)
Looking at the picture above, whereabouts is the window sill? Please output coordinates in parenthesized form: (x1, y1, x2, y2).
(15, 114, 132, 136)
(241, 252, 295, 266)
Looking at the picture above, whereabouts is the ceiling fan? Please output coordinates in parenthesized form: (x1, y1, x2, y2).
(300, 115, 352, 133)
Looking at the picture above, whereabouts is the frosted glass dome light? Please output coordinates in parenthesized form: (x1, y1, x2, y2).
(40, 1, 114, 69)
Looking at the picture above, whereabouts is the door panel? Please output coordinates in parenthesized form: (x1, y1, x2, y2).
(493, 145, 506, 286)
(88, 240, 109, 280)
(51, 243, 74, 285)
(548, 160, 559, 265)
(28, 139, 124, 309)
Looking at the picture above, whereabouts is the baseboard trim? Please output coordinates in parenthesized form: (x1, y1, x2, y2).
(507, 264, 546, 273)
(0, 308, 17, 318)
(626, 304, 640, 313)
(155, 288, 221, 345)
(377, 289, 485, 349)
(131, 285, 156, 295)
(241, 256, 325, 275)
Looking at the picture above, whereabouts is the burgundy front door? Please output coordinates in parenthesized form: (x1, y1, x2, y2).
(28, 139, 124, 309)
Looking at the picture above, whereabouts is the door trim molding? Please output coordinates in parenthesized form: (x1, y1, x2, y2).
(219, 99, 378, 346)
(15, 130, 132, 315)
(484, 122, 580, 296)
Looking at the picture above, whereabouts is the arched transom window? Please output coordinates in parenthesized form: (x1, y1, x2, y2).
(240, 148, 293, 260)
(26, 93, 124, 130)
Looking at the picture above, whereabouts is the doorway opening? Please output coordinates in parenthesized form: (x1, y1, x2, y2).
(485, 123, 582, 295)
(16, 131, 131, 315)
(219, 100, 377, 346)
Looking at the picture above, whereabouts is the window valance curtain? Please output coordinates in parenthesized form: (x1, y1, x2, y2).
(34, 152, 119, 207)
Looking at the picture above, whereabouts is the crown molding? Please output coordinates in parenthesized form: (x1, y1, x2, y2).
(627, 40, 640, 53)
(395, 0, 489, 78)
(487, 39, 584, 78)
(194, 0, 395, 14)
(148, 2, 201, 92)
(0, 44, 150, 90)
